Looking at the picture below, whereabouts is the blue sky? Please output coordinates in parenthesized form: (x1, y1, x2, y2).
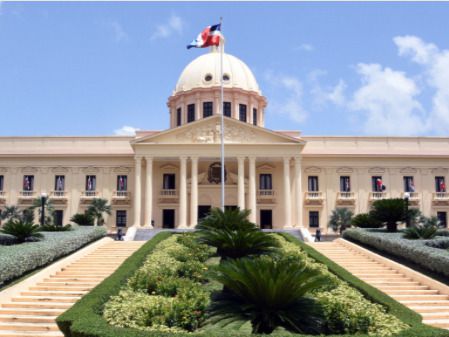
(1, 2, 449, 137)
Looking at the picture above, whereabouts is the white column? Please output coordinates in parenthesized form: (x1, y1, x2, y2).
(190, 156, 198, 227)
(133, 157, 142, 227)
(283, 157, 292, 228)
(294, 156, 302, 227)
(179, 156, 187, 228)
(237, 156, 245, 210)
(248, 156, 257, 223)
(195, 94, 201, 121)
(145, 156, 153, 228)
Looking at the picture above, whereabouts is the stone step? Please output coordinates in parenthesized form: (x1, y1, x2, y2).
(369, 281, 421, 286)
(377, 285, 429, 290)
(35, 282, 98, 287)
(392, 294, 448, 301)
(421, 319, 449, 328)
(0, 316, 56, 324)
(400, 300, 449, 305)
(11, 297, 78, 303)
(0, 332, 63, 337)
(0, 322, 59, 331)
(20, 292, 85, 297)
(386, 290, 438, 295)
(409, 306, 449, 313)
(0, 310, 64, 317)
(43, 278, 99, 282)
(1, 303, 71, 310)
(422, 312, 449, 320)
(29, 286, 92, 291)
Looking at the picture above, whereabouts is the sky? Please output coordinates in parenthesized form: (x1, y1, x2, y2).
(1, 2, 449, 137)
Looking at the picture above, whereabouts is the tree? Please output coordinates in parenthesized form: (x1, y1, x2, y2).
(87, 198, 112, 226)
(328, 208, 353, 234)
(207, 256, 329, 334)
(196, 208, 279, 259)
(0, 220, 43, 243)
(0, 205, 22, 222)
(351, 213, 383, 229)
(70, 212, 94, 226)
(370, 198, 405, 232)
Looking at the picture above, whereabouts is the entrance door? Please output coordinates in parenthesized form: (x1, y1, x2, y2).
(53, 210, 63, 227)
(260, 210, 273, 229)
(162, 209, 175, 229)
(198, 206, 211, 221)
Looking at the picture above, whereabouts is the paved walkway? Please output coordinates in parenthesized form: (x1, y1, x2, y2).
(310, 239, 449, 330)
(0, 238, 144, 336)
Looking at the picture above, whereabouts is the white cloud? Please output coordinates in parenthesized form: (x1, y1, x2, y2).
(114, 126, 140, 136)
(265, 71, 307, 123)
(295, 43, 314, 52)
(394, 35, 449, 133)
(109, 21, 128, 43)
(349, 63, 428, 135)
(309, 70, 347, 108)
(151, 14, 184, 40)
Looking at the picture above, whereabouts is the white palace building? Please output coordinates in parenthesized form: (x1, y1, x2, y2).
(1, 48, 449, 233)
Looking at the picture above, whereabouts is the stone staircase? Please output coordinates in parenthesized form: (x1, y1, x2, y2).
(310, 239, 449, 330)
(0, 239, 144, 337)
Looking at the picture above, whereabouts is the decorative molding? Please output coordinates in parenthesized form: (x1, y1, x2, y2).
(21, 166, 38, 173)
(304, 166, 321, 174)
(51, 166, 69, 173)
(176, 121, 256, 144)
(113, 166, 131, 173)
(368, 167, 385, 173)
(336, 167, 353, 174)
(257, 163, 275, 171)
(0, 167, 8, 173)
(431, 167, 448, 175)
(82, 166, 99, 174)
(160, 164, 178, 170)
(400, 167, 417, 174)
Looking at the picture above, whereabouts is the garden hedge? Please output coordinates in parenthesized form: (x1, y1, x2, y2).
(343, 228, 449, 278)
(57, 232, 449, 337)
(0, 226, 106, 287)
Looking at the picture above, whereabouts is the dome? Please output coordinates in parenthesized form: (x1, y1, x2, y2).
(175, 50, 261, 94)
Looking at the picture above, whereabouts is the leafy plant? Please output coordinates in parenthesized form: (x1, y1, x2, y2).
(0, 206, 22, 222)
(0, 220, 43, 243)
(70, 212, 94, 226)
(40, 224, 72, 232)
(196, 208, 279, 259)
(87, 198, 112, 226)
(403, 216, 440, 240)
(351, 213, 383, 228)
(328, 208, 353, 234)
(370, 198, 405, 232)
(207, 256, 328, 334)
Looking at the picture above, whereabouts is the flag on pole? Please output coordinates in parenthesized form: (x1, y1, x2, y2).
(187, 24, 222, 49)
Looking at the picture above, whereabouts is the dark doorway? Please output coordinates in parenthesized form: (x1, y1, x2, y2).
(260, 210, 273, 229)
(198, 205, 211, 221)
(225, 205, 238, 211)
(53, 210, 64, 227)
(162, 209, 175, 228)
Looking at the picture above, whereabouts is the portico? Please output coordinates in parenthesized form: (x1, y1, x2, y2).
(131, 115, 304, 229)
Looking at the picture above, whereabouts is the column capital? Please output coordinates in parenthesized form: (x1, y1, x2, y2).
(134, 156, 143, 162)
(237, 156, 246, 162)
(294, 156, 302, 163)
(179, 155, 188, 161)
(248, 155, 257, 162)
(283, 156, 292, 165)
(144, 156, 153, 162)
(190, 155, 199, 162)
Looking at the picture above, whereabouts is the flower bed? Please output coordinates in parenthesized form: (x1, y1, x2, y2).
(0, 226, 106, 287)
(343, 228, 449, 278)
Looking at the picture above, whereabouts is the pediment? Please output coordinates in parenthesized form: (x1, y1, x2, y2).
(132, 115, 304, 145)
(336, 167, 353, 174)
(369, 167, 385, 173)
(305, 166, 321, 173)
(400, 167, 417, 174)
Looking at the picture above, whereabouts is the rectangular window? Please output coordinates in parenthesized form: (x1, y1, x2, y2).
(253, 108, 258, 125)
(187, 104, 196, 122)
(308, 176, 319, 192)
(437, 212, 447, 228)
(436, 176, 446, 192)
(340, 176, 351, 192)
(86, 175, 96, 191)
(203, 102, 213, 118)
(259, 174, 273, 190)
(163, 174, 176, 190)
(54, 175, 65, 191)
(223, 102, 232, 117)
(309, 211, 319, 228)
(0, 175, 3, 191)
(404, 176, 415, 192)
(176, 108, 182, 126)
(372, 176, 383, 192)
(23, 175, 34, 191)
(116, 210, 127, 227)
(239, 104, 247, 122)
(53, 210, 64, 227)
(117, 175, 128, 191)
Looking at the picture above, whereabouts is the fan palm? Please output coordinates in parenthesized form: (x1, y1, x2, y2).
(87, 198, 112, 226)
(0, 220, 43, 243)
(329, 208, 354, 234)
(0, 205, 22, 222)
(197, 208, 254, 231)
(207, 256, 328, 334)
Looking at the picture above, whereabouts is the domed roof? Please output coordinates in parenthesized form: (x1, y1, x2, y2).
(174, 49, 261, 95)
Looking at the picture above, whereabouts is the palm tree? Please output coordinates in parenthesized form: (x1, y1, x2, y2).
(207, 256, 328, 334)
(32, 197, 55, 225)
(0, 205, 22, 222)
(87, 198, 112, 226)
(0, 220, 43, 243)
(370, 198, 405, 232)
(329, 208, 354, 234)
(196, 208, 279, 259)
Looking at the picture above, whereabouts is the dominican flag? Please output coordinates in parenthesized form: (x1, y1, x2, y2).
(187, 24, 222, 49)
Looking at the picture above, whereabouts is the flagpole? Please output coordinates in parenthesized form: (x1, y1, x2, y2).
(219, 17, 225, 212)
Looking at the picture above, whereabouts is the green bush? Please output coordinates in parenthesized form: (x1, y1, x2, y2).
(403, 224, 438, 240)
(370, 198, 406, 232)
(351, 213, 384, 229)
(0, 220, 43, 243)
(343, 228, 449, 277)
(70, 212, 94, 226)
(40, 224, 72, 232)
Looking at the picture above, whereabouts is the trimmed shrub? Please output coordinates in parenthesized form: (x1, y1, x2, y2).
(0, 227, 106, 286)
(0, 233, 16, 246)
(40, 224, 72, 232)
(343, 228, 449, 277)
(70, 212, 94, 226)
(351, 213, 384, 229)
